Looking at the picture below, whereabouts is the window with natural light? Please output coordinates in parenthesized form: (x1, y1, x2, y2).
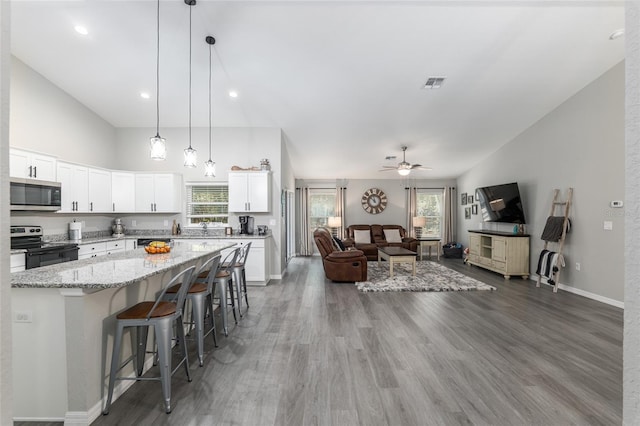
(186, 183, 229, 226)
(416, 188, 444, 238)
(308, 189, 336, 237)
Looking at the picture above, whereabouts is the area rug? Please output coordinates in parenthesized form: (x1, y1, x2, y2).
(356, 261, 496, 292)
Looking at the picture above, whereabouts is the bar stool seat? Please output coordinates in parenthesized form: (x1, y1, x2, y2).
(103, 265, 196, 415)
(230, 242, 251, 317)
(165, 255, 221, 366)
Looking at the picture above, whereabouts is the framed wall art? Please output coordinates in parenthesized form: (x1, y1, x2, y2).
(465, 207, 471, 219)
(461, 193, 467, 205)
(472, 204, 478, 215)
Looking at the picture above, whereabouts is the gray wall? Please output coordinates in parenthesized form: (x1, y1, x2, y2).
(10, 57, 117, 168)
(457, 61, 624, 303)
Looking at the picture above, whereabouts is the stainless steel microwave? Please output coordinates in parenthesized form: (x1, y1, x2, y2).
(10, 178, 62, 211)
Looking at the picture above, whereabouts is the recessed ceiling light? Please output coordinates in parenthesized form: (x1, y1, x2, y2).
(74, 25, 89, 36)
(229, 91, 238, 98)
(609, 28, 625, 40)
(140, 92, 150, 99)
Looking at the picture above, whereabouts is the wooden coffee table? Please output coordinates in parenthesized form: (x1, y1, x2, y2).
(377, 247, 417, 277)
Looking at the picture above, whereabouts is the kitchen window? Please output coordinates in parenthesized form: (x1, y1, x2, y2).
(186, 183, 229, 226)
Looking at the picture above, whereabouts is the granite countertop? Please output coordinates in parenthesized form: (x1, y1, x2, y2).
(55, 232, 271, 246)
(11, 240, 235, 289)
(11, 249, 26, 255)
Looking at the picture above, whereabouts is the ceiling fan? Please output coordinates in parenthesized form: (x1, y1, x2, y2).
(379, 146, 431, 176)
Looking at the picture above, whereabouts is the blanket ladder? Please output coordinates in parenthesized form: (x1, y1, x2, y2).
(536, 188, 573, 293)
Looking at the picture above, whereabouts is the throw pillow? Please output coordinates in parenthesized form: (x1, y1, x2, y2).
(353, 229, 371, 244)
(384, 228, 402, 243)
(332, 236, 345, 251)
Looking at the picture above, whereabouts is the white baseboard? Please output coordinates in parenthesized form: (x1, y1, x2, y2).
(270, 274, 282, 280)
(531, 275, 624, 309)
(12, 417, 65, 422)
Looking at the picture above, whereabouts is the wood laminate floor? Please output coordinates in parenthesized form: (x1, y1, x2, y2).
(19, 257, 623, 426)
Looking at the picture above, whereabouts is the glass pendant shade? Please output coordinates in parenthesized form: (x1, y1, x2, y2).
(204, 160, 216, 177)
(398, 168, 411, 176)
(150, 135, 166, 161)
(183, 146, 197, 167)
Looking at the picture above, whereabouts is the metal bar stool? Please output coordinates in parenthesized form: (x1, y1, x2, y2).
(103, 265, 196, 415)
(214, 246, 241, 336)
(231, 242, 251, 317)
(165, 254, 220, 366)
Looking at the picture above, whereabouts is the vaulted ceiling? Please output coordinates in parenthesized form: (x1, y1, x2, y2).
(10, 1, 625, 179)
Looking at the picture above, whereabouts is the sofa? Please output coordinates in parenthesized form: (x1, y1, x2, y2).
(313, 227, 368, 282)
(343, 224, 418, 261)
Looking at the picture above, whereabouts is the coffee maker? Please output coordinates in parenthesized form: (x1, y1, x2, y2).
(239, 216, 254, 235)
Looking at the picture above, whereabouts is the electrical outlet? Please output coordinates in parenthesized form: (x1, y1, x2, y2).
(14, 310, 33, 323)
(575, 262, 581, 271)
(132, 220, 137, 227)
(604, 221, 613, 230)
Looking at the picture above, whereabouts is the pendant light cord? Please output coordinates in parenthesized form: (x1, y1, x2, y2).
(155, 0, 160, 137)
(208, 41, 212, 161)
(188, 3, 193, 149)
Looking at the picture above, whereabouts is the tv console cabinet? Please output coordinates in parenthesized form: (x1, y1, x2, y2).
(467, 230, 530, 279)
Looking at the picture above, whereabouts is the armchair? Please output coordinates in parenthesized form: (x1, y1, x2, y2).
(313, 227, 367, 282)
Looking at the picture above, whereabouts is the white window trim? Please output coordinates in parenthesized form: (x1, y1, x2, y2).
(185, 181, 229, 228)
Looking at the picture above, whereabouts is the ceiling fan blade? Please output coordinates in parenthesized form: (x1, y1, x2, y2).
(410, 164, 422, 169)
(380, 166, 398, 169)
(413, 166, 432, 171)
(378, 168, 398, 172)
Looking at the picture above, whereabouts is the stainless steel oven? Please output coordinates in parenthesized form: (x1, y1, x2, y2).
(11, 226, 78, 269)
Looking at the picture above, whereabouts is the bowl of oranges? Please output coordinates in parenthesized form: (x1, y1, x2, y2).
(144, 241, 171, 254)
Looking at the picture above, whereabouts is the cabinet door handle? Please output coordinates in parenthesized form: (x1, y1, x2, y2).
(33, 166, 37, 178)
(28, 165, 32, 177)
(154, 203, 157, 211)
(151, 203, 154, 212)
(90, 202, 93, 212)
(113, 203, 115, 212)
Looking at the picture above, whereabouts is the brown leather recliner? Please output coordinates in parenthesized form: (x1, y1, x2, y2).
(313, 227, 367, 282)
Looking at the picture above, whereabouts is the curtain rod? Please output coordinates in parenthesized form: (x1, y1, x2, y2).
(404, 187, 445, 190)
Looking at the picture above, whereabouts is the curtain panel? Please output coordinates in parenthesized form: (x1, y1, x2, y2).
(296, 187, 312, 256)
(335, 187, 346, 239)
(405, 186, 417, 237)
(443, 186, 455, 243)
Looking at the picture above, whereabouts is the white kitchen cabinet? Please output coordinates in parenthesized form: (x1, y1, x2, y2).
(88, 168, 112, 213)
(106, 240, 125, 255)
(215, 238, 269, 285)
(57, 162, 89, 212)
(125, 239, 137, 251)
(78, 242, 106, 259)
(11, 253, 26, 273)
(228, 171, 271, 212)
(10, 148, 57, 181)
(112, 172, 136, 212)
(135, 173, 182, 213)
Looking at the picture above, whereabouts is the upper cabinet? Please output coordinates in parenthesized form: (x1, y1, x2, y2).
(228, 171, 271, 212)
(134, 173, 182, 213)
(88, 168, 112, 213)
(10, 148, 57, 181)
(57, 162, 89, 212)
(57, 163, 112, 213)
(111, 172, 136, 213)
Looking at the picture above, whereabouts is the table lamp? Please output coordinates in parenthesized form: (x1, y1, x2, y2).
(328, 216, 342, 238)
(412, 216, 426, 238)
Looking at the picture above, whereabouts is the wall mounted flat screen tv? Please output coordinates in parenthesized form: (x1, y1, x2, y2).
(475, 182, 526, 224)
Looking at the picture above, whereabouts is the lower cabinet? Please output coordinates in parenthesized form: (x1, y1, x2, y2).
(11, 253, 26, 273)
(77, 239, 132, 260)
(467, 231, 529, 279)
(176, 237, 270, 286)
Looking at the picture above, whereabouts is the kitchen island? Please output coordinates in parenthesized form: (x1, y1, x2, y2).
(10, 240, 234, 425)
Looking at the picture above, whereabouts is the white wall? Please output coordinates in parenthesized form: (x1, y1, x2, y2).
(1, 1, 13, 423)
(10, 57, 117, 169)
(457, 61, 624, 303)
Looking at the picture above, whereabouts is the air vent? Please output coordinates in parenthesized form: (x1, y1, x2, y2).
(423, 77, 446, 89)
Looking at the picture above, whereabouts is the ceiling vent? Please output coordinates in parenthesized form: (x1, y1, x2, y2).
(423, 77, 446, 89)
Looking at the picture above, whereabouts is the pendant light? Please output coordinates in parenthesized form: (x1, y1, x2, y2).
(204, 36, 216, 177)
(149, 0, 166, 161)
(183, 0, 197, 168)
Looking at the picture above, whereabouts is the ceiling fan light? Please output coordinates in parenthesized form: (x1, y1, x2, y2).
(183, 146, 197, 167)
(204, 160, 216, 177)
(150, 135, 166, 161)
(398, 168, 411, 176)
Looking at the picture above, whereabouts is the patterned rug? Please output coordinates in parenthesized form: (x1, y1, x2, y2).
(356, 261, 497, 292)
